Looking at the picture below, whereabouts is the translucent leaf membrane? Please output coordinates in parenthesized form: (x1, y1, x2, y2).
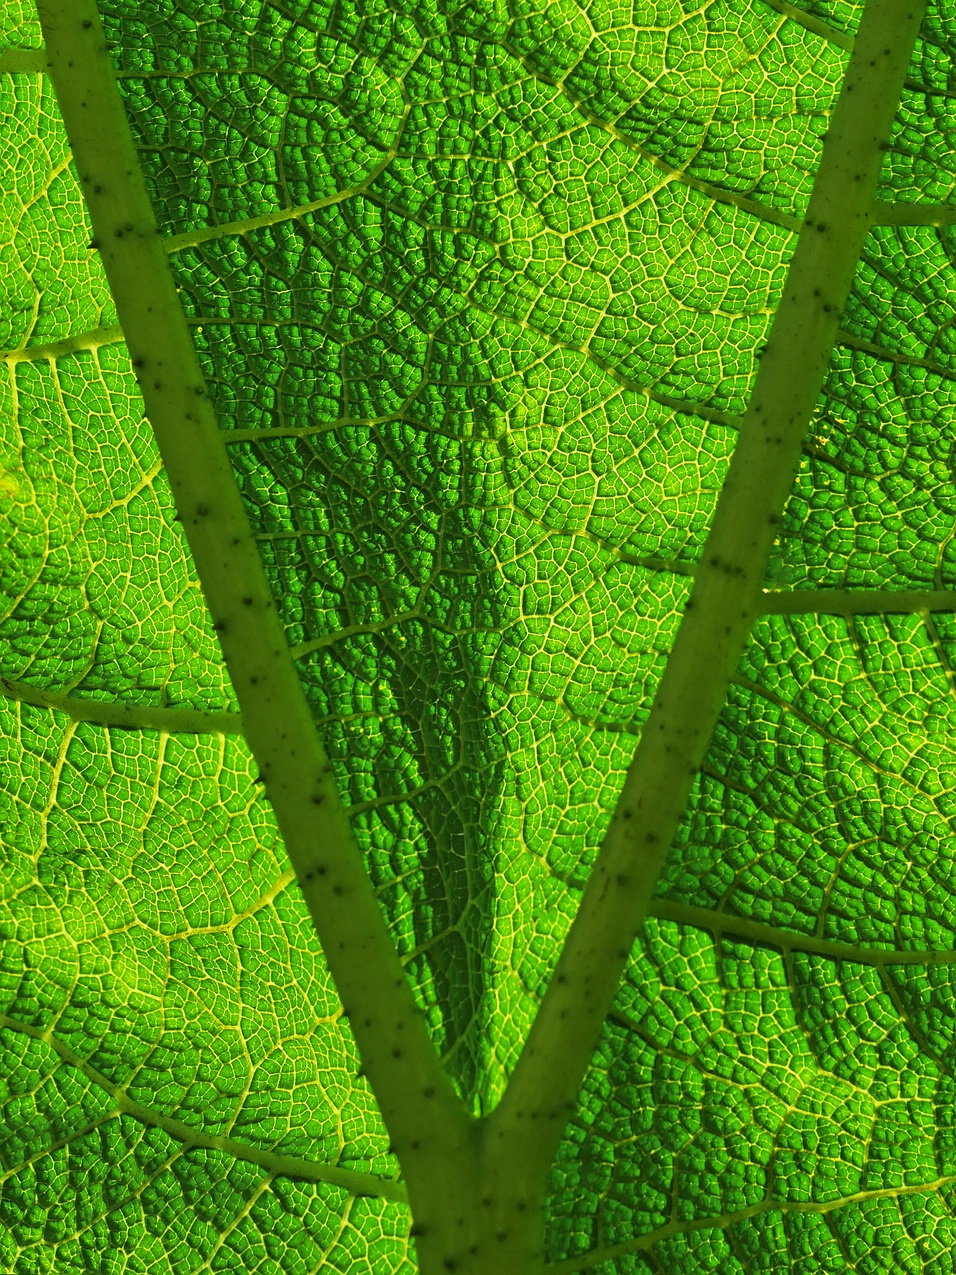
(1, 0, 953, 1269)
(90, 0, 821, 1110)
(0, 1027, 409, 1272)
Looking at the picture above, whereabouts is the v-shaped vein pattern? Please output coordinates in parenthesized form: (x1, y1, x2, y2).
(2, 0, 956, 1270)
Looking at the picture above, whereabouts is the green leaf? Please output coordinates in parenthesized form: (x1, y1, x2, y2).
(2, 0, 954, 1272)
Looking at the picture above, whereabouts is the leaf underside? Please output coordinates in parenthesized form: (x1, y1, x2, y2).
(2, 0, 956, 1272)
